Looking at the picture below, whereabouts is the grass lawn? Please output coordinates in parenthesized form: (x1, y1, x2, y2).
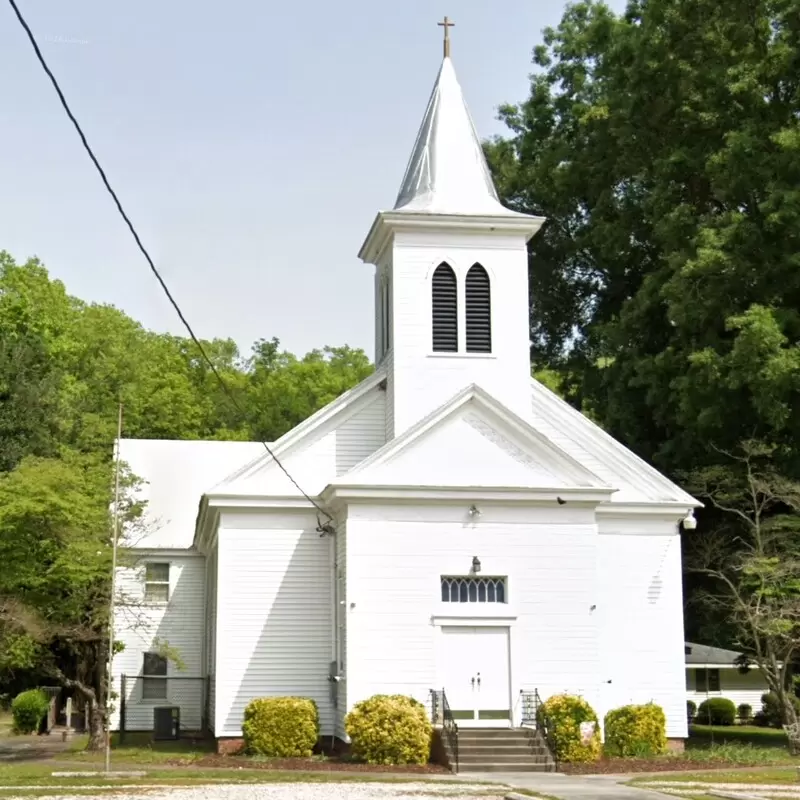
(689, 724, 788, 747)
(63, 731, 214, 764)
(630, 767, 800, 785)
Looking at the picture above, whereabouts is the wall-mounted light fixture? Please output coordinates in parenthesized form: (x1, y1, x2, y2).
(682, 510, 697, 530)
(471, 556, 481, 574)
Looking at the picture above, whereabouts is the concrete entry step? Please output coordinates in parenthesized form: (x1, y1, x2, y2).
(458, 761, 555, 773)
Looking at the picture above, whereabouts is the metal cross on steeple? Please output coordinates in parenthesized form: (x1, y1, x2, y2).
(437, 16, 455, 58)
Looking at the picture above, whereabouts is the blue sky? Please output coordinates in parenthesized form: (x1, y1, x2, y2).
(1, 0, 625, 360)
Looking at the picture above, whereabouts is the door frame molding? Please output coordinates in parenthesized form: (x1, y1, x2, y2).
(434, 621, 515, 728)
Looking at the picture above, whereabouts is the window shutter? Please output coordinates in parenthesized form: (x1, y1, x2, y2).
(466, 264, 491, 353)
(432, 263, 458, 352)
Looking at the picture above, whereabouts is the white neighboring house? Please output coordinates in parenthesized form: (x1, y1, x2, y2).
(112, 47, 700, 749)
(685, 642, 771, 716)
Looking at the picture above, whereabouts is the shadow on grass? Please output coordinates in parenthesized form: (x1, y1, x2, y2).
(689, 725, 788, 749)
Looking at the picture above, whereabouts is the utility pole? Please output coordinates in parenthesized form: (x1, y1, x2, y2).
(105, 402, 123, 773)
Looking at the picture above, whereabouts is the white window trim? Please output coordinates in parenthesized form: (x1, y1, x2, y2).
(141, 653, 168, 703)
(144, 563, 170, 604)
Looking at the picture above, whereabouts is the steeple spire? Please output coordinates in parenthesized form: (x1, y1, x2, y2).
(392, 40, 526, 217)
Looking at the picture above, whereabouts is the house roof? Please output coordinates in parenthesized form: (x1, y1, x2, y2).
(118, 438, 267, 549)
(392, 56, 530, 218)
(685, 642, 745, 667)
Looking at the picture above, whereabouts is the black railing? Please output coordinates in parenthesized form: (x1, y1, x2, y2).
(430, 688, 459, 773)
(519, 689, 558, 772)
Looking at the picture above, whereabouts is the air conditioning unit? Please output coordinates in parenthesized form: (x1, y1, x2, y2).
(153, 706, 180, 741)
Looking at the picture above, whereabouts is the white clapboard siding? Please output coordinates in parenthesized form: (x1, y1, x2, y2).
(687, 668, 770, 714)
(596, 528, 688, 738)
(335, 522, 347, 739)
(205, 544, 219, 734)
(218, 392, 386, 498)
(111, 553, 205, 731)
(215, 514, 334, 736)
(344, 503, 601, 717)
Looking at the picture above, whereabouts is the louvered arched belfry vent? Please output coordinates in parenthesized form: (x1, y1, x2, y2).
(431, 262, 458, 352)
(465, 263, 491, 353)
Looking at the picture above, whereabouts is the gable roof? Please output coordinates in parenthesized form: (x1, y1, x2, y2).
(335, 383, 613, 496)
(685, 642, 747, 667)
(528, 378, 699, 507)
(208, 366, 387, 494)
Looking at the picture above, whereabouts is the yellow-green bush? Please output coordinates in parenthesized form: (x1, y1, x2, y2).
(603, 703, 667, 757)
(345, 694, 432, 765)
(538, 694, 601, 763)
(242, 696, 319, 757)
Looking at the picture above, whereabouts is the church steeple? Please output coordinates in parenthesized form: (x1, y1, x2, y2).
(393, 55, 523, 218)
(360, 25, 545, 439)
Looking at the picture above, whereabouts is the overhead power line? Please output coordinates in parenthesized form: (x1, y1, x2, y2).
(7, 0, 333, 524)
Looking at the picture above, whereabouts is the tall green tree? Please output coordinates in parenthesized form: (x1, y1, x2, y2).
(486, 0, 800, 474)
(0, 451, 143, 748)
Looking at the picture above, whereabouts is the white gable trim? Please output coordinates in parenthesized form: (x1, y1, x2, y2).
(343, 382, 610, 491)
(208, 366, 387, 492)
(322, 484, 612, 505)
(530, 378, 700, 507)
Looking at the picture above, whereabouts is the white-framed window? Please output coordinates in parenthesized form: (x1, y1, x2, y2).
(441, 576, 507, 603)
(144, 563, 170, 602)
(696, 668, 720, 693)
(142, 652, 167, 700)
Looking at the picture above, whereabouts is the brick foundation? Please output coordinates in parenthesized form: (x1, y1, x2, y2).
(216, 737, 245, 755)
(666, 738, 685, 752)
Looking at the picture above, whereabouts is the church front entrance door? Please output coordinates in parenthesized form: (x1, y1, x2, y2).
(439, 626, 511, 727)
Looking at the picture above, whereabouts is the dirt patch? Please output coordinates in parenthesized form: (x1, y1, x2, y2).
(177, 755, 451, 774)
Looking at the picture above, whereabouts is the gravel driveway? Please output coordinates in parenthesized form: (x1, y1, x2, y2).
(5, 782, 508, 800)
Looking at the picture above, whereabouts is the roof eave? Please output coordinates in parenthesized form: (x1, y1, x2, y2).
(359, 209, 546, 265)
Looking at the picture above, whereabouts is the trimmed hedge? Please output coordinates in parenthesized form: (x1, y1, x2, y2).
(737, 703, 753, 722)
(687, 700, 697, 721)
(345, 694, 431, 765)
(11, 689, 49, 735)
(759, 692, 800, 728)
(242, 696, 319, 757)
(604, 703, 667, 757)
(538, 694, 601, 763)
(697, 697, 736, 726)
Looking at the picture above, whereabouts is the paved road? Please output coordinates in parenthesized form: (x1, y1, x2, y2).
(468, 772, 670, 800)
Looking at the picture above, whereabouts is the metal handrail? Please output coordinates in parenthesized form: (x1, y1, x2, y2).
(430, 688, 459, 772)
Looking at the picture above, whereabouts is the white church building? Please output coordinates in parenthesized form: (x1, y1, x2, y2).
(112, 45, 699, 752)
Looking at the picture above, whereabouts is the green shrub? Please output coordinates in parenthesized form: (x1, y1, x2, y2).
(737, 703, 753, 722)
(687, 700, 696, 721)
(759, 692, 800, 728)
(345, 694, 431, 765)
(11, 689, 49, 734)
(604, 703, 667, 757)
(697, 697, 736, 726)
(242, 696, 319, 757)
(538, 694, 601, 763)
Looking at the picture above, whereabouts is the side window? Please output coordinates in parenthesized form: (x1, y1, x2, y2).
(432, 263, 458, 352)
(465, 263, 491, 353)
(142, 653, 167, 700)
(695, 668, 720, 693)
(145, 563, 170, 602)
